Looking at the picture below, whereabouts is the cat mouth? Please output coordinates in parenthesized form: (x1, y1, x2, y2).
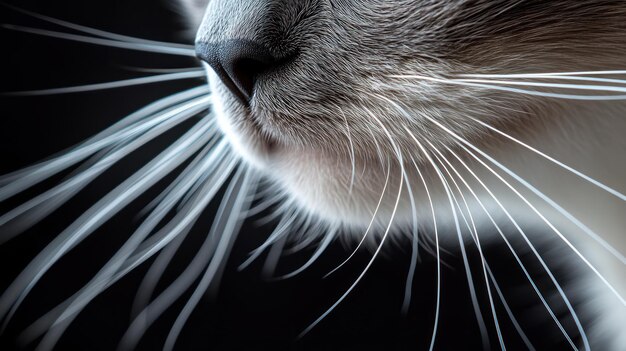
(245, 114, 280, 155)
(210, 85, 283, 167)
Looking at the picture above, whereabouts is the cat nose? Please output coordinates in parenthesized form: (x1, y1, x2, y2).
(196, 40, 277, 105)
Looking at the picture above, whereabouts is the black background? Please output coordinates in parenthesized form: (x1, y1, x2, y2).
(0, 1, 584, 350)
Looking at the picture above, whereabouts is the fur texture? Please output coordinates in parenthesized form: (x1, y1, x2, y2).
(188, 1, 626, 349)
(1, 1, 624, 350)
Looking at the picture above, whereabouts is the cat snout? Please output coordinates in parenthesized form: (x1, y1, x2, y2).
(196, 40, 279, 105)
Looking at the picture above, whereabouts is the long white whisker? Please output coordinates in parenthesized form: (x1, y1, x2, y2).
(122, 67, 204, 74)
(428, 142, 505, 350)
(29, 149, 235, 351)
(139, 136, 222, 217)
(277, 229, 336, 280)
(324, 163, 391, 278)
(0, 102, 213, 241)
(2, 25, 197, 56)
(470, 117, 626, 264)
(300, 106, 405, 338)
(339, 107, 357, 195)
(285, 224, 327, 255)
(61, 144, 230, 314)
(400, 163, 420, 314)
(118, 158, 239, 274)
(0, 118, 217, 329)
(365, 123, 387, 173)
(130, 224, 189, 319)
(426, 113, 626, 307)
(0, 87, 210, 199)
(162, 169, 255, 351)
(4, 71, 205, 96)
(381, 94, 578, 349)
(469, 117, 625, 203)
(462, 74, 626, 86)
(390, 74, 626, 100)
(441, 143, 583, 350)
(460, 70, 626, 78)
(455, 78, 626, 94)
(18, 147, 236, 349)
(2, 3, 194, 49)
(408, 155, 442, 351)
(468, 118, 626, 264)
(118, 163, 248, 351)
(261, 235, 288, 279)
(414, 138, 491, 350)
(238, 209, 299, 270)
(486, 264, 536, 351)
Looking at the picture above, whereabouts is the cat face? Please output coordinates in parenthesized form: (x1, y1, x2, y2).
(188, 0, 626, 227)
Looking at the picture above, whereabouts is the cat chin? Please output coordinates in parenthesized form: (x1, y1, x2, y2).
(213, 102, 405, 228)
(212, 90, 449, 230)
(209, 75, 396, 227)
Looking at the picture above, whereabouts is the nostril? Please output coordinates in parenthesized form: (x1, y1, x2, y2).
(196, 40, 278, 105)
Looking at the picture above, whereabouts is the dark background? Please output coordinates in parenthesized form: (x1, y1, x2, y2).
(0, 1, 584, 350)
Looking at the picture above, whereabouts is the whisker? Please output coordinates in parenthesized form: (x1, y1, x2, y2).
(468, 119, 626, 265)
(2, 24, 197, 57)
(0, 118, 217, 329)
(370, 95, 444, 350)
(408, 155, 442, 351)
(462, 74, 626, 86)
(426, 112, 626, 307)
(339, 107, 357, 195)
(469, 117, 626, 203)
(1, 3, 194, 49)
(365, 123, 387, 173)
(453, 143, 588, 350)
(390, 74, 626, 100)
(284, 223, 326, 255)
(29, 147, 235, 351)
(238, 209, 299, 271)
(162, 169, 256, 351)
(414, 138, 491, 350)
(300, 162, 404, 339)
(383, 96, 579, 350)
(0, 100, 213, 241)
(261, 236, 289, 279)
(428, 141, 505, 350)
(442, 143, 584, 350)
(120, 157, 239, 273)
(324, 163, 390, 278)
(19, 149, 237, 348)
(240, 191, 284, 219)
(121, 67, 204, 74)
(3, 71, 206, 96)
(252, 198, 296, 227)
(139, 137, 222, 216)
(299, 106, 406, 338)
(130, 224, 189, 319)
(0, 86, 210, 199)
(454, 78, 626, 94)
(400, 164, 420, 314)
(276, 228, 336, 280)
(117, 162, 247, 351)
(486, 264, 536, 351)
(460, 70, 626, 78)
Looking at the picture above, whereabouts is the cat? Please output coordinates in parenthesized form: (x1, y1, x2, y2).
(1, 1, 625, 350)
(192, 1, 626, 348)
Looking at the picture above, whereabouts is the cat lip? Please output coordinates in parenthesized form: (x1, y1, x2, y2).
(251, 128, 279, 156)
(232, 108, 282, 163)
(211, 76, 281, 161)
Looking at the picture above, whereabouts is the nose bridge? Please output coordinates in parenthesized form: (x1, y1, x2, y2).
(196, 1, 271, 44)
